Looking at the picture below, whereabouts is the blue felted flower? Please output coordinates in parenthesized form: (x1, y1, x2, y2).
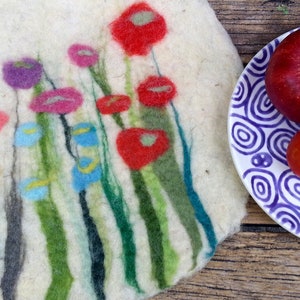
(14, 122, 43, 147)
(72, 157, 102, 192)
(72, 122, 99, 147)
(19, 177, 49, 201)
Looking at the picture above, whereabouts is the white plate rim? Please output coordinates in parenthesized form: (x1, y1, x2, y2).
(228, 27, 300, 237)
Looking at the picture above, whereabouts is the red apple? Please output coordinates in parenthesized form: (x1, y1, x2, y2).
(265, 29, 300, 123)
(287, 131, 300, 176)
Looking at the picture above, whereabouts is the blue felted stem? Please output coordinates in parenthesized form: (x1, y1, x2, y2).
(170, 102, 217, 256)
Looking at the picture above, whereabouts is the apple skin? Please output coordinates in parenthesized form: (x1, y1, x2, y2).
(265, 29, 300, 123)
(286, 131, 300, 177)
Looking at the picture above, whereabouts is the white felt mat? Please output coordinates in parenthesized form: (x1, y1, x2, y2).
(0, 1, 247, 299)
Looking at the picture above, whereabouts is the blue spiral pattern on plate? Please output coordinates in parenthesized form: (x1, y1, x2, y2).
(267, 128, 294, 166)
(243, 168, 277, 206)
(228, 28, 300, 237)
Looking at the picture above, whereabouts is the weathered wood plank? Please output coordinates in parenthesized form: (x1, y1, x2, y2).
(243, 197, 276, 225)
(209, 0, 300, 64)
(152, 232, 300, 299)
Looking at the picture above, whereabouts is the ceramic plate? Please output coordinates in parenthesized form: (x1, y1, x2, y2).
(228, 28, 300, 237)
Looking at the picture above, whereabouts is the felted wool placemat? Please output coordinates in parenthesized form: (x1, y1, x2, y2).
(0, 1, 248, 299)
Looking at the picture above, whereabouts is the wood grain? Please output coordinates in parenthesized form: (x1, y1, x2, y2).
(152, 232, 300, 299)
(151, 1, 300, 299)
(243, 196, 276, 225)
(209, 0, 300, 64)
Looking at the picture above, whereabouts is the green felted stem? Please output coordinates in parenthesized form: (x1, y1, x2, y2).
(140, 106, 202, 266)
(112, 113, 125, 129)
(141, 166, 179, 284)
(91, 62, 167, 288)
(125, 56, 175, 285)
(125, 55, 179, 282)
(151, 47, 216, 257)
(36, 112, 73, 299)
(89, 62, 112, 96)
(95, 100, 141, 292)
(35, 198, 73, 300)
(124, 56, 141, 127)
(130, 170, 167, 289)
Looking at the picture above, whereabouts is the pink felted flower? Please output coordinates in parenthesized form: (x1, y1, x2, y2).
(68, 44, 99, 67)
(110, 2, 167, 56)
(30, 87, 83, 114)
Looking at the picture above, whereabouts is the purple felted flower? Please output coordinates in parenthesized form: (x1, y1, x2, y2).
(68, 44, 99, 68)
(30, 87, 83, 114)
(3, 58, 43, 89)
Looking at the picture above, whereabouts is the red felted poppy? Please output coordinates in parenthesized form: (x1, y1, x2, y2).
(96, 95, 131, 114)
(116, 128, 169, 170)
(30, 87, 83, 114)
(110, 2, 167, 56)
(0, 111, 9, 131)
(137, 75, 177, 107)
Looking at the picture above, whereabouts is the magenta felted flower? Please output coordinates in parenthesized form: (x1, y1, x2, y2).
(3, 58, 43, 89)
(68, 44, 99, 67)
(30, 87, 84, 114)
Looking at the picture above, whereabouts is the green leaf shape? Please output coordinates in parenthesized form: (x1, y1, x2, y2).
(35, 111, 73, 300)
(131, 170, 167, 289)
(141, 166, 179, 284)
(124, 55, 141, 127)
(140, 106, 202, 266)
(89, 61, 112, 96)
(35, 197, 73, 300)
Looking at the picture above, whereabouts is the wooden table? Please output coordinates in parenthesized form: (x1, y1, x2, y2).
(153, 1, 300, 299)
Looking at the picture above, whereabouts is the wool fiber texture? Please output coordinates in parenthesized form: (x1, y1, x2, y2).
(0, 1, 248, 299)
